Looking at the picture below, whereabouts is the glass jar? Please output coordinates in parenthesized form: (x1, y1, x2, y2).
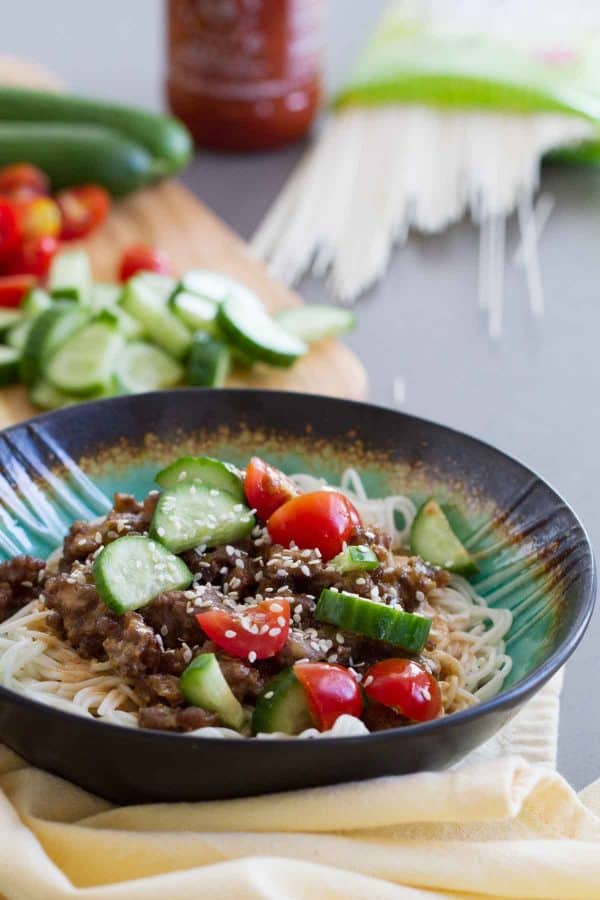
(166, 0, 323, 151)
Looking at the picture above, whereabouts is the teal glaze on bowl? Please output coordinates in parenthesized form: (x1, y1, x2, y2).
(0, 389, 594, 803)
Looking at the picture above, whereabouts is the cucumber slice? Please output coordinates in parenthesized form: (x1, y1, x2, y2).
(170, 290, 218, 334)
(91, 282, 123, 311)
(252, 668, 313, 735)
(276, 305, 356, 343)
(155, 456, 244, 500)
(180, 269, 255, 305)
(315, 589, 431, 653)
(0, 308, 22, 337)
(134, 271, 177, 304)
(48, 250, 92, 303)
(187, 333, 230, 386)
(114, 341, 183, 394)
(21, 288, 51, 319)
(330, 545, 379, 574)
(20, 302, 89, 385)
(29, 379, 76, 410)
(121, 275, 191, 360)
(217, 294, 307, 368)
(45, 320, 123, 396)
(151, 482, 254, 553)
(96, 304, 144, 340)
(0, 345, 20, 385)
(410, 498, 477, 575)
(180, 653, 244, 730)
(93, 535, 193, 615)
(6, 317, 32, 352)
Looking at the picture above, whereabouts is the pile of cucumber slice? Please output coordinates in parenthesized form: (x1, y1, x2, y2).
(0, 249, 356, 410)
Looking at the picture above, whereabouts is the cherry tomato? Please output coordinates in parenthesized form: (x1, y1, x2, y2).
(119, 243, 174, 281)
(6, 235, 59, 279)
(56, 184, 110, 240)
(0, 163, 49, 199)
(16, 196, 61, 241)
(294, 662, 363, 730)
(267, 490, 361, 560)
(364, 659, 442, 723)
(0, 199, 21, 261)
(244, 457, 299, 522)
(0, 274, 36, 308)
(196, 598, 290, 661)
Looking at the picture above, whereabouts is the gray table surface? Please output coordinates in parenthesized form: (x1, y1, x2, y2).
(5, 0, 598, 790)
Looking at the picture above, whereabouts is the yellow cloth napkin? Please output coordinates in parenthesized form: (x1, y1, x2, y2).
(2, 674, 598, 900)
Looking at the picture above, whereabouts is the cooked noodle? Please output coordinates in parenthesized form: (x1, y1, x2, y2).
(0, 469, 512, 737)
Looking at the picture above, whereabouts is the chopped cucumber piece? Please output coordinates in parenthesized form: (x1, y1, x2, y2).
(93, 535, 192, 615)
(95, 305, 144, 340)
(29, 379, 76, 410)
(49, 250, 92, 303)
(180, 269, 254, 305)
(187, 333, 230, 386)
(155, 455, 244, 500)
(121, 275, 191, 360)
(22, 288, 51, 319)
(410, 498, 477, 575)
(45, 320, 123, 397)
(180, 653, 244, 730)
(218, 293, 307, 367)
(20, 302, 89, 385)
(276, 305, 356, 343)
(170, 289, 218, 334)
(316, 588, 431, 653)
(0, 345, 20, 385)
(114, 341, 183, 394)
(151, 482, 254, 553)
(0, 308, 22, 337)
(134, 271, 177, 304)
(6, 317, 32, 352)
(330, 545, 379, 574)
(252, 668, 313, 735)
(91, 282, 123, 311)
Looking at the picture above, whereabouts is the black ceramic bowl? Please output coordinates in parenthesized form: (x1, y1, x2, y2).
(0, 389, 595, 803)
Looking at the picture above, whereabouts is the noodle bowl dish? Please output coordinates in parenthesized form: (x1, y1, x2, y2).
(0, 390, 594, 802)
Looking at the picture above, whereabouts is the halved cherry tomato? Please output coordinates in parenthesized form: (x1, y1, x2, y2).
(119, 243, 174, 281)
(0, 199, 20, 261)
(196, 598, 290, 660)
(244, 457, 298, 522)
(56, 184, 110, 240)
(0, 274, 36, 308)
(16, 196, 61, 241)
(0, 163, 48, 199)
(294, 662, 363, 730)
(267, 490, 361, 560)
(6, 235, 59, 279)
(364, 659, 442, 723)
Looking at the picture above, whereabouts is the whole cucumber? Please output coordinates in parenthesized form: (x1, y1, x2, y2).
(0, 86, 192, 176)
(0, 123, 155, 196)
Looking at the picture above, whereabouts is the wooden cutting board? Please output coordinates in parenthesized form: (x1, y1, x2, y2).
(0, 58, 367, 429)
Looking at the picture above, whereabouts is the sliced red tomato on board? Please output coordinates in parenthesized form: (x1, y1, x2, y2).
(5, 235, 59, 279)
(0, 163, 49, 199)
(294, 662, 363, 730)
(0, 274, 36, 308)
(16, 196, 61, 241)
(196, 598, 290, 661)
(56, 184, 110, 240)
(363, 659, 442, 723)
(244, 457, 299, 522)
(118, 243, 174, 281)
(267, 490, 361, 560)
(0, 199, 21, 261)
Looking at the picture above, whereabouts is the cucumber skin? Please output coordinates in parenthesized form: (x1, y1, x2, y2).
(0, 123, 154, 196)
(180, 653, 245, 730)
(155, 456, 245, 501)
(0, 86, 192, 177)
(216, 302, 307, 368)
(316, 589, 431, 654)
(252, 668, 314, 735)
(410, 498, 478, 576)
(187, 334, 231, 387)
(0, 349, 19, 386)
(20, 303, 89, 386)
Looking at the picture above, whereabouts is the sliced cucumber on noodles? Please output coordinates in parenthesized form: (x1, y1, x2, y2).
(151, 481, 254, 552)
(155, 455, 244, 500)
(114, 341, 183, 394)
(45, 319, 123, 396)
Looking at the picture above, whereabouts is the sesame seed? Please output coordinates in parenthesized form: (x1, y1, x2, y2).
(264, 691, 274, 700)
(235, 558, 244, 569)
(157, 526, 166, 537)
(225, 629, 237, 638)
(300, 565, 310, 577)
(269, 627, 281, 637)
(248, 650, 257, 663)
(336, 633, 345, 644)
(270, 602, 283, 613)
(364, 675, 374, 687)
(277, 616, 287, 627)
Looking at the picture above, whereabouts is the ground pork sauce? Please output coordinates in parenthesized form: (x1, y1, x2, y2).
(0, 491, 450, 733)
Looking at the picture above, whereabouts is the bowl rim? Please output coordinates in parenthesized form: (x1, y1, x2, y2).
(0, 387, 596, 750)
